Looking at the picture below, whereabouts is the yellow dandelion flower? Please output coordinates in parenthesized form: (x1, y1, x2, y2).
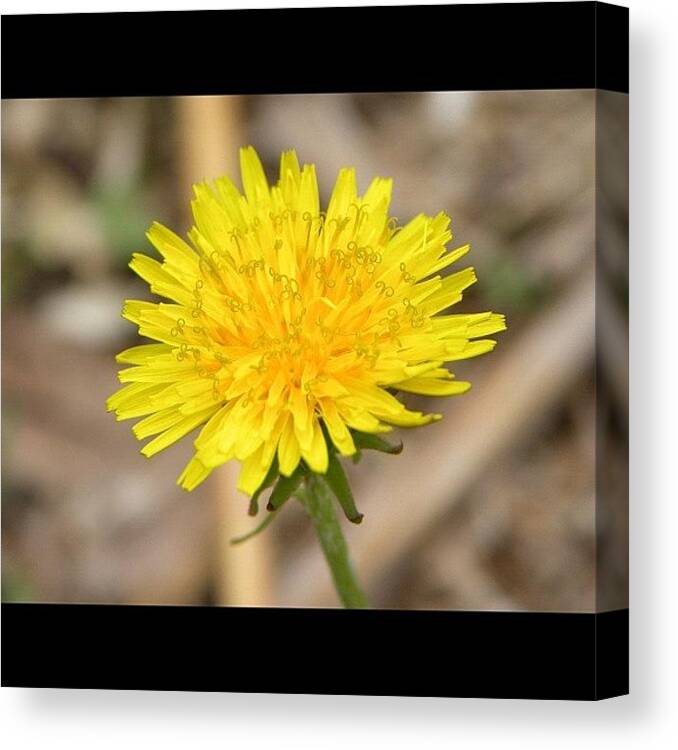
(107, 146, 506, 498)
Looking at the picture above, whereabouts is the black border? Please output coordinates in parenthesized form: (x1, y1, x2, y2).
(1, 604, 628, 700)
(1, 2, 628, 99)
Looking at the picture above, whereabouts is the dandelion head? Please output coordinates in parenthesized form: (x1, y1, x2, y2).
(107, 147, 506, 497)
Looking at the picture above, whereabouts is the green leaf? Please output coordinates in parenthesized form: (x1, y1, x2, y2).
(248, 456, 279, 516)
(324, 453, 363, 524)
(230, 509, 279, 546)
(351, 431, 403, 455)
(267, 467, 304, 512)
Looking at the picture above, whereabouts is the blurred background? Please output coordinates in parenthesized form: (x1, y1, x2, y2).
(1, 90, 627, 611)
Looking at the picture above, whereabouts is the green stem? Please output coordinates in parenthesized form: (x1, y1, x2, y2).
(297, 474, 368, 609)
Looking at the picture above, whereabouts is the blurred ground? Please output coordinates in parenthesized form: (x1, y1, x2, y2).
(1, 90, 627, 611)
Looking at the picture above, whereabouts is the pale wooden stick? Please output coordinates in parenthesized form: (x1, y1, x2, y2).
(175, 95, 274, 606)
(213, 462, 275, 606)
(175, 95, 241, 197)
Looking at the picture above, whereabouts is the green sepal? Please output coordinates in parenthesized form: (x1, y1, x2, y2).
(267, 466, 305, 512)
(324, 453, 363, 524)
(351, 430, 403, 455)
(248, 456, 279, 516)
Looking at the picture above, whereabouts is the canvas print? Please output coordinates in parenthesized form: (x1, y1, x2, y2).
(1, 89, 628, 613)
